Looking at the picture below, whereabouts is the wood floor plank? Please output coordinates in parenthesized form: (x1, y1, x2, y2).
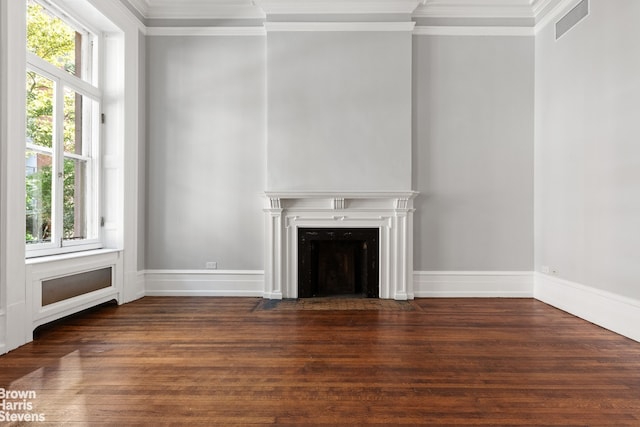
(1, 297, 640, 425)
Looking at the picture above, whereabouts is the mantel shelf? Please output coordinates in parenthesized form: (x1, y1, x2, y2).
(265, 191, 419, 200)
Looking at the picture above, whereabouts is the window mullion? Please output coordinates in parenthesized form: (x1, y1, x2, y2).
(62, 152, 90, 162)
(25, 143, 54, 155)
(52, 79, 65, 247)
(27, 53, 102, 101)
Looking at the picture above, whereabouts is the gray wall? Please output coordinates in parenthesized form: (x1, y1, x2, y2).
(266, 31, 412, 192)
(146, 35, 265, 270)
(145, 31, 536, 273)
(535, 0, 640, 299)
(413, 35, 534, 271)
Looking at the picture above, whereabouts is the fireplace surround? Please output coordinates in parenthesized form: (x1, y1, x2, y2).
(264, 192, 417, 300)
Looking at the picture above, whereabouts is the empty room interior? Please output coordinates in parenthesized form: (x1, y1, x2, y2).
(1, 0, 640, 424)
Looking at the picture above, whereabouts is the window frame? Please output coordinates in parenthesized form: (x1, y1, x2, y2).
(25, 0, 104, 258)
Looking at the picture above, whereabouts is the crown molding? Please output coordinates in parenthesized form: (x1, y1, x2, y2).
(534, 0, 581, 31)
(531, 0, 557, 16)
(136, 1, 265, 20)
(147, 5, 265, 20)
(122, 0, 567, 29)
(134, 0, 426, 20)
(414, 0, 565, 21)
(414, 25, 533, 36)
(264, 21, 416, 32)
(146, 26, 266, 36)
(126, 0, 150, 17)
(255, 0, 424, 15)
(414, 1, 535, 19)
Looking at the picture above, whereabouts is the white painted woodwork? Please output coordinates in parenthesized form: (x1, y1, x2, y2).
(129, 0, 567, 25)
(535, 273, 640, 343)
(263, 192, 417, 300)
(145, 270, 264, 296)
(26, 250, 122, 331)
(413, 271, 534, 297)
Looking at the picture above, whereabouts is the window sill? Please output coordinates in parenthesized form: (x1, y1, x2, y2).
(25, 248, 121, 265)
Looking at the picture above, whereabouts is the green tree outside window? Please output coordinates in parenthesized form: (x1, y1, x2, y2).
(25, 0, 84, 244)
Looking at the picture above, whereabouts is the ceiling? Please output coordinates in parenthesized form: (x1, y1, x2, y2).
(125, 0, 565, 24)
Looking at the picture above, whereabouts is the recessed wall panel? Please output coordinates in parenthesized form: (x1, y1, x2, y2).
(266, 30, 412, 192)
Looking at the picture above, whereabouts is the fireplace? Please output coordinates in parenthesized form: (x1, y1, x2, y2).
(298, 228, 379, 298)
(263, 192, 417, 300)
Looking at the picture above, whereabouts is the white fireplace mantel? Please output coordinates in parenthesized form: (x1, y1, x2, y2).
(263, 191, 417, 300)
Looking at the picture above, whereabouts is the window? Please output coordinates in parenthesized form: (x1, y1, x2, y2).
(25, 0, 102, 257)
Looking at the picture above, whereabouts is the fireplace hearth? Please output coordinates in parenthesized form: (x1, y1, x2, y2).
(298, 228, 379, 298)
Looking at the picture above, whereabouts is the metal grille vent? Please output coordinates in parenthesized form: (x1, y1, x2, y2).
(556, 0, 589, 40)
(42, 267, 112, 306)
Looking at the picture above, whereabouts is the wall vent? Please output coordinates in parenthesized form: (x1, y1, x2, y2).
(42, 267, 112, 306)
(556, 0, 589, 40)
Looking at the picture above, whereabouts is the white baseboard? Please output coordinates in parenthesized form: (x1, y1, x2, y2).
(0, 310, 5, 355)
(413, 271, 534, 297)
(123, 270, 145, 303)
(144, 270, 264, 297)
(144, 270, 534, 299)
(4, 300, 29, 353)
(133, 270, 146, 301)
(141, 269, 640, 343)
(534, 273, 640, 343)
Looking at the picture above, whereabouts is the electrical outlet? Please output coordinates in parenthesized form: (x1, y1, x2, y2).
(541, 265, 550, 274)
(205, 262, 217, 269)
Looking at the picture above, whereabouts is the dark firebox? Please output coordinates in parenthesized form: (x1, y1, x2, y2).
(298, 228, 379, 298)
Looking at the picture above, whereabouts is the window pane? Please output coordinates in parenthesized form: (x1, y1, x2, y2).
(63, 157, 90, 241)
(25, 70, 54, 245)
(63, 88, 82, 155)
(27, 0, 81, 78)
(25, 0, 101, 255)
(26, 151, 53, 244)
(26, 71, 54, 149)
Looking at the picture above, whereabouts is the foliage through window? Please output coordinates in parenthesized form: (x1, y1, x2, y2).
(25, 0, 101, 256)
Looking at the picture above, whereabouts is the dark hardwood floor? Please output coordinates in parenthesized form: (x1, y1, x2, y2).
(1, 297, 640, 426)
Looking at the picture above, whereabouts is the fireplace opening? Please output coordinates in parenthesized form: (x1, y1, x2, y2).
(298, 228, 379, 298)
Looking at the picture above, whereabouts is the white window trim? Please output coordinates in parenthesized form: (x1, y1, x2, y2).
(3, 0, 142, 353)
(25, 0, 104, 258)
